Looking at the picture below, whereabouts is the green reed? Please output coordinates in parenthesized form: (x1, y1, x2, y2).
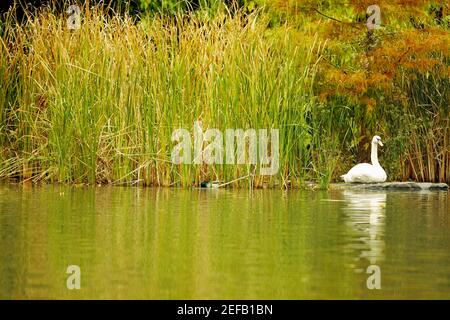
(1, 4, 448, 188)
(0, 5, 324, 187)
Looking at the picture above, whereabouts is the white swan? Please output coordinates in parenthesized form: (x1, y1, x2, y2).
(341, 135, 387, 183)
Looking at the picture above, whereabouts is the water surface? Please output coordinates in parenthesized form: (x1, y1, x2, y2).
(0, 184, 449, 299)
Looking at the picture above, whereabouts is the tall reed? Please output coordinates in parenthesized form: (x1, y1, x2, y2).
(0, 5, 323, 187)
(1, 3, 448, 188)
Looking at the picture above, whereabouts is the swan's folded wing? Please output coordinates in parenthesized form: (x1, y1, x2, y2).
(345, 163, 374, 182)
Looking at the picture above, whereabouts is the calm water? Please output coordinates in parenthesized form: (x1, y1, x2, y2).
(0, 184, 449, 299)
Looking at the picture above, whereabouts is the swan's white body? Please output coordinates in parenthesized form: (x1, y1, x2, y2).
(341, 136, 387, 183)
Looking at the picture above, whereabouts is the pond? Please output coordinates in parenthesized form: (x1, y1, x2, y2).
(0, 184, 449, 299)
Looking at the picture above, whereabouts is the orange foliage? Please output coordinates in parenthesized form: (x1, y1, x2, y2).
(278, 1, 450, 105)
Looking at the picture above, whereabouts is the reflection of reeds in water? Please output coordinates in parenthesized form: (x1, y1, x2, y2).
(342, 190, 386, 267)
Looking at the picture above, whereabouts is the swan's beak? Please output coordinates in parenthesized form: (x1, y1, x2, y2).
(378, 141, 383, 147)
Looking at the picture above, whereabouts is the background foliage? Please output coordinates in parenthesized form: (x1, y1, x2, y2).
(0, 0, 449, 187)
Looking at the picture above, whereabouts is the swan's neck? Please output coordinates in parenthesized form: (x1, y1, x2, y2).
(371, 142, 380, 166)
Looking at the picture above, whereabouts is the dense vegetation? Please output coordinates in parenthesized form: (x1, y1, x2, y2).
(0, 0, 449, 188)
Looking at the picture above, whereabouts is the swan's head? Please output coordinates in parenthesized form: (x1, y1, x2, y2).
(372, 135, 383, 147)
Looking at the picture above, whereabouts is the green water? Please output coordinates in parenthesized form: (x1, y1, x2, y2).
(0, 184, 449, 299)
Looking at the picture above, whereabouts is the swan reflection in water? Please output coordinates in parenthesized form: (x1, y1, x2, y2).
(341, 190, 386, 269)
